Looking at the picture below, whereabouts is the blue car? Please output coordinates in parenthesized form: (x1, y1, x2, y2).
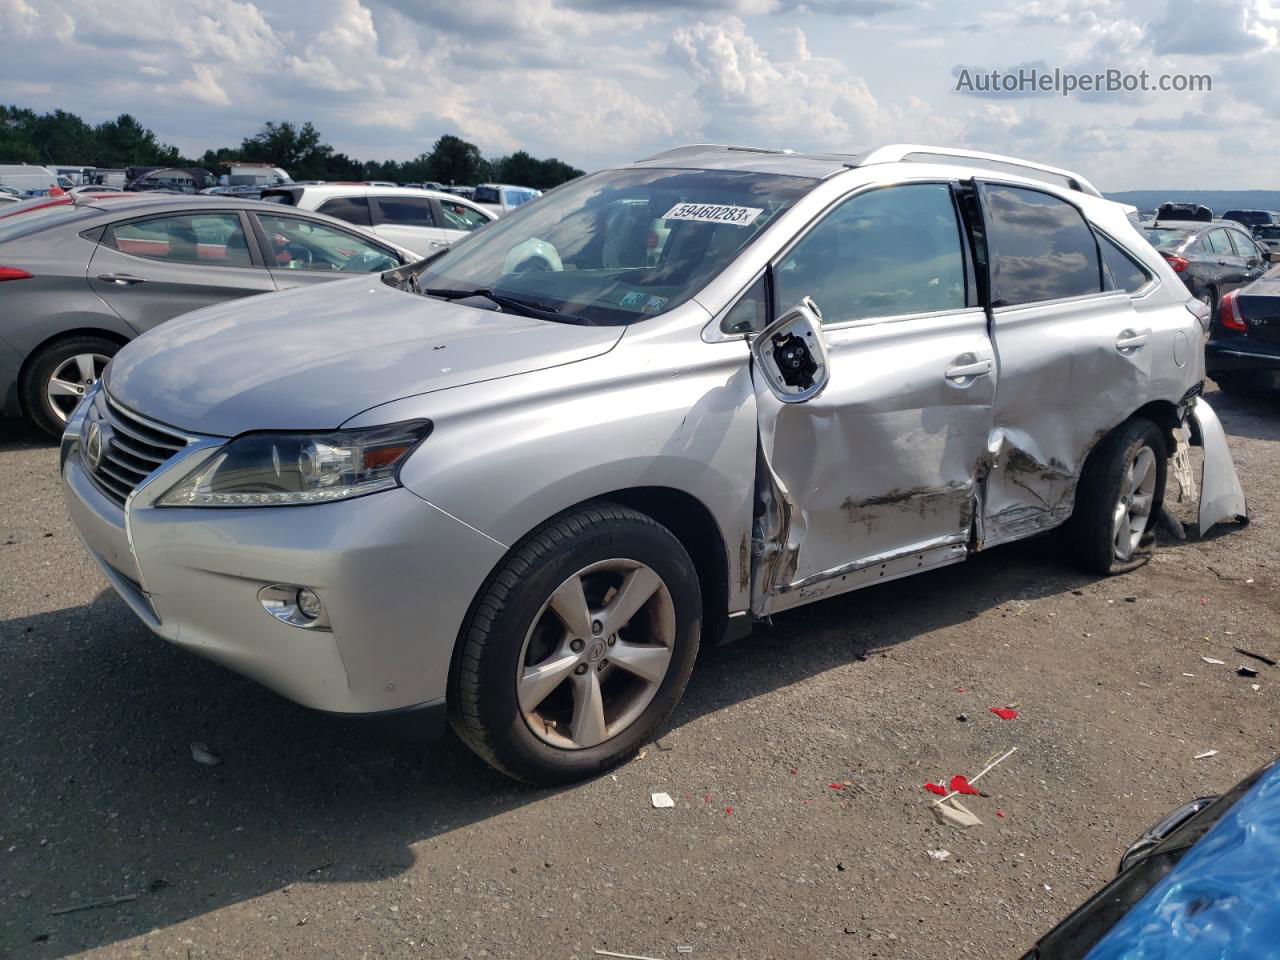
(1022, 759, 1280, 959)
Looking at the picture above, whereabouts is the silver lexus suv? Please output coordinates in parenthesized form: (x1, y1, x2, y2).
(61, 144, 1246, 783)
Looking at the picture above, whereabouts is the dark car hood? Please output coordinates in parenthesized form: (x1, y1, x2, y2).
(105, 277, 623, 436)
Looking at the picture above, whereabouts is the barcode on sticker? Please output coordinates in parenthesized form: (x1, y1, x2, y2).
(663, 202, 763, 227)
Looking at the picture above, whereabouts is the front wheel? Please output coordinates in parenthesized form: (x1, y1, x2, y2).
(449, 502, 701, 784)
(1067, 418, 1168, 575)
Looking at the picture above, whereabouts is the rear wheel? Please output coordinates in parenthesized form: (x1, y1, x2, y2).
(449, 502, 701, 784)
(21, 335, 120, 437)
(1068, 418, 1168, 575)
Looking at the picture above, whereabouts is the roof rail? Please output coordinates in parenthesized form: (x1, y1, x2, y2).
(858, 144, 1103, 198)
(638, 143, 801, 162)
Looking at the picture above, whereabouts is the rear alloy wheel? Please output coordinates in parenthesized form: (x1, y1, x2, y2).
(1068, 418, 1168, 575)
(22, 335, 120, 437)
(450, 502, 701, 784)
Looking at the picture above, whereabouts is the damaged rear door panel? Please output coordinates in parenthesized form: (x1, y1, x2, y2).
(976, 182, 1154, 548)
(748, 180, 995, 615)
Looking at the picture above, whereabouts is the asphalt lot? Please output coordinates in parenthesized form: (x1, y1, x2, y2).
(1, 384, 1277, 960)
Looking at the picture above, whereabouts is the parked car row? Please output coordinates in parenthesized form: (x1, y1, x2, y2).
(0, 193, 416, 434)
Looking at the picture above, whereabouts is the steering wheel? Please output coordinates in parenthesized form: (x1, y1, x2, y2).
(271, 233, 312, 267)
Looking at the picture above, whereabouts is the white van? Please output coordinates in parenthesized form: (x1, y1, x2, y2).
(0, 164, 59, 197)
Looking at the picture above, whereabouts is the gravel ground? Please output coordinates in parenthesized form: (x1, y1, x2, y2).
(1, 384, 1276, 960)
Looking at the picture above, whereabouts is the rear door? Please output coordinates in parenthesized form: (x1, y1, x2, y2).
(87, 210, 274, 333)
(368, 195, 449, 257)
(977, 182, 1152, 548)
(1204, 228, 1246, 292)
(1226, 228, 1267, 287)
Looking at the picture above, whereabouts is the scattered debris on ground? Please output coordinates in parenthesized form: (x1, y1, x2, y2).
(48, 894, 138, 916)
(189, 742, 222, 767)
(650, 792, 674, 809)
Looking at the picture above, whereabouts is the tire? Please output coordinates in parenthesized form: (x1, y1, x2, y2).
(21, 335, 120, 438)
(1067, 418, 1168, 576)
(449, 502, 702, 785)
(1198, 287, 1218, 323)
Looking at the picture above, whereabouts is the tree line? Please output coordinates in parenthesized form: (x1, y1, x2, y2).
(1, 107, 585, 190)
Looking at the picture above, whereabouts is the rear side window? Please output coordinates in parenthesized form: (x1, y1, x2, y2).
(984, 184, 1101, 306)
(775, 182, 967, 324)
(1098, 235, 1151, 293)
(375, 196, 435, 227)
(1205, 229, 1233, 255)
(108, 213, 252, 267)
(316, 196, 371, 227)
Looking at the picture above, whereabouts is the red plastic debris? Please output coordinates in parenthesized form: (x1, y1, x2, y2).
(830, 783, 845, 790)
(996, 810, 1006, 818)
(957, 687, 967, 693)
(990, 707, 1019, 720)
(1200, 597, 1210, 605)
(790, 768, 798, 775)
(925, 782, 947, 796)
(950, 775, 980, 796)
(725, 807, 734, 815)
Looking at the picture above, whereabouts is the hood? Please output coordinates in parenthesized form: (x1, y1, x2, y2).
(105, 277, 623, 436)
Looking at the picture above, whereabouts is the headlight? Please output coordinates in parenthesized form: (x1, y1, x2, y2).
(158, 420, 432, 507)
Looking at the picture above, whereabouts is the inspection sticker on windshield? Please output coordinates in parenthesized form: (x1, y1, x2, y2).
(663, 202, 764, 227)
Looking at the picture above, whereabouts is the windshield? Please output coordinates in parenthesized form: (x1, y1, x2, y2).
(1144, 227, 1193, 250)
(408, 167, 816, 325)
(1255, 226, 1280, 240)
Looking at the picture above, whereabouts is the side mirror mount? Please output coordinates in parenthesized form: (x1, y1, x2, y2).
(751, 297, 829, 403)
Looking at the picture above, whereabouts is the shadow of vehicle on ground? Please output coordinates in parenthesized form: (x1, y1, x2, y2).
(1, 526, 1097, 956)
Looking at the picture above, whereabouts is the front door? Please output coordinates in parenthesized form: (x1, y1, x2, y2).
(87, 210, 275, 333)
(750, 181, 996, 615)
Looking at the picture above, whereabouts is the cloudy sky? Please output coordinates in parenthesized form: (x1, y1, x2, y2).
(2, 0, 1278, 190)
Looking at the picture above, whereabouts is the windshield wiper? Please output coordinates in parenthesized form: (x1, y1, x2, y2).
(423, 287, 588, 323)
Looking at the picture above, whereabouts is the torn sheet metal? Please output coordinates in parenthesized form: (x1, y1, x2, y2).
(748, 309, 994, 615)
(1189, 397, 1248, 536)
(979, 293, 1151, 550)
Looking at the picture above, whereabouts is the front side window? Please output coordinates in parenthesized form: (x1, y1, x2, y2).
(1226, 230, 1257, 257)
(440, 201, 490, 232)
(774, 183, 967, 324)
(256, 213, 400, 273)
(984, 184, 1102, 306)
(109, 213, 252, 267)
(376, 196, 435, 227)
(405, 168, 815, 325)
(316, 196, 372, 227)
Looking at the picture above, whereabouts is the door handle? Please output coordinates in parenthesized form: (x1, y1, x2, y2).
(1115, 329, 1149, 351)
(427, 240, 448, 248)
(97, 273, 147, 285)
(944, 359, 991, 382)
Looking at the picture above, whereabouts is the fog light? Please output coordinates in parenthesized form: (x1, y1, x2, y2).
(296, 588, 323, 620)
(258, 584, 331, 630)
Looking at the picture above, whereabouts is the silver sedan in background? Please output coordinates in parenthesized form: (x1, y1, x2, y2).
(0, 194, 416, 435)
(60, 144, 1245, 784)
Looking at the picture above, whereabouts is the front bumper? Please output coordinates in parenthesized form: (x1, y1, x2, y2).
(60, 406, 507, 715)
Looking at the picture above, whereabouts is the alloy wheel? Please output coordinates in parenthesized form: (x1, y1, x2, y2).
(516, 558, 675, 750)
(45, 353, 110, 424)
(1112, 444, 1157, 561)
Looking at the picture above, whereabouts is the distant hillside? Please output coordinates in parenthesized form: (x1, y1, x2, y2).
(1105, 190, 1280, 214)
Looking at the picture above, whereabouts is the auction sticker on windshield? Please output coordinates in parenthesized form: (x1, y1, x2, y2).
(663, 202, 764, 227)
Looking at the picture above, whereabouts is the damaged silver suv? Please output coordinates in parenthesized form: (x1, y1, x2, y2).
(61, 144, 1246, 783)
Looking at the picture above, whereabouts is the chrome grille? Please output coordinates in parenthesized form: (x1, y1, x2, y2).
(82, 394, 189, 507)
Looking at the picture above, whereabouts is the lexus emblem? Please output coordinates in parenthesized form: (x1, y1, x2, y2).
(85, 420, 103, 472)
